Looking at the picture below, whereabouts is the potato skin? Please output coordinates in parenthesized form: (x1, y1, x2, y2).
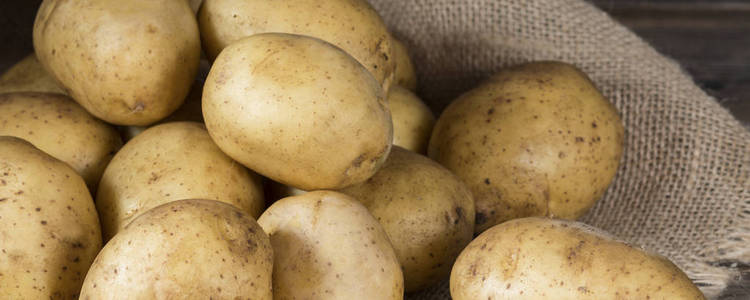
(0, 54, 66, 95)
(339, 146, 474, 292)
(0, 92, 122, 190)
(450, 217, 705, 300)
(428, 61, 624, 233)
(33, 0, 201, 125)
(392, 39, 417, 91)
(203, 33, 392, 191)
(96, 122, 264, 240)
(199, 0, 395, 90)
(258, 191, 404, 300)
(80, 199, 273, 300)
(0, 136, 102, 299)
(389, 86, 435, 154)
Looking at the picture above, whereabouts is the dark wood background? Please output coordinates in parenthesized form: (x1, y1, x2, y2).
(0, 0, 748, 298)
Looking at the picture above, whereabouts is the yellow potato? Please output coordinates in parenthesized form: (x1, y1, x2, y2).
(339, 146, 474, 292)
(0, 92, 123, 190)
(96, 122, 264, 240)
(392, 38, 417, 91)
(258, 191, 404, 299)
(429, 61, 624, 233)
(203, 33, 392, 190)
(199, 0, 395, 90)
(0, 136, 102, 299)
(80, 199, 273, 299)
(33, 0, 201, 125)
(0, 54, 66, 95)
(389, 86, 435, 154)
(450, 217, 705, 299)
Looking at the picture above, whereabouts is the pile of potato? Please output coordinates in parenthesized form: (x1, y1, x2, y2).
(0, 0, 705, 299)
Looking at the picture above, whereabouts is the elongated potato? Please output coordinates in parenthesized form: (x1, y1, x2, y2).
(0, 54, 66, 95)
(339, 146, 474, 292)
(450, 217, 705, 299)
(0, 92, 122, 190)
(0, 136, 102, 299)
(203, 33, 392, 190)
(429, 61, 624, 233)
(80, 199, 273, 299)
(258, 191, 404, 299)
(96, 122, 264, 240)
(33, 0, 201, 125)
(199, 0, 395, 90)
(389, 86, 434, 154)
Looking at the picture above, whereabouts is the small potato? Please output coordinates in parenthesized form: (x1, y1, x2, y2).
(203, 33, 392, 190)
(450, 217, 705, 299)
(0, 54, 66, 95)
(96, 122, 264, 240)
(258, 191, 404, 300)
(429, 61, 624, 233)
(392, 38, 417, 91)
(0, 136, 102, 299)
(0, 92, 123, 190)
(199, 0, 395, 90)
(33, 0, 201, 125)
(80, 199, 273, 299)
(339, 146, 474, 292)
(389, 86, 435, 154)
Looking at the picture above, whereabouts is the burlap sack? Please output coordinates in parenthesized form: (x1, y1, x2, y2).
(366, 0, 750, 298)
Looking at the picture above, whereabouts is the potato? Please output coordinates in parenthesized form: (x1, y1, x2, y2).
(0, 136, 102, 299)
(429, 61, 624, 233)
(0, 92, 123, 190)
(203, 33, 392, 190)
(389, 86, 435, 154)
(258, 191, 404, 299)
(450, 217, 705, 299)
(339, 146, 474, 292)
(96, 122, 264, 240)
(0, 54, 66, 95)
(199, 0, 395, 90)
(392, 38, 417, 91)
(80, 199, 273, 299)
(33, 0, 201, 126)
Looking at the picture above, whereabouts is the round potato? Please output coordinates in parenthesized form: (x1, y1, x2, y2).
(0, 92, 123, 190)
(429, 61, 624, 233)
(0, 54, 66, 95)
(389, 86, 435, 154)
(80, 199, 273, 299)
(392, 38, 417, 91)
(203, 33, 392, 190)
(199, 0, 395, 90)
(96, 122, 264, 240)
(33, 0, 201, 125)
(258, 191, 404, 299)
(450, 217, 705, 299)
(339, 146, 474, 292)
(0, 136, 102, 299)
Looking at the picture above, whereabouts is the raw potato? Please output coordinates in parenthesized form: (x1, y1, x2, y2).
(429, 61, 624, 233)
(199, 0, 395, 90)
(339, 146, 474, 292)
(0, 136, 102, 299)
(0, 54, 66, 95)
(203, 33, 392, 190)
(389, 86, 435, 154)
(33, 0, 201, 126)
(392, 38, 417, 91)
(450, 217, 705, 299)
(258, 191, 404, 300)
(0, 92, 123, 189)
(80, 199, 273, 299)
(96, 122, 264, 240)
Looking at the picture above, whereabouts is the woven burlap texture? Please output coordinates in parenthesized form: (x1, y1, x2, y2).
(366, 0, 750, 298)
